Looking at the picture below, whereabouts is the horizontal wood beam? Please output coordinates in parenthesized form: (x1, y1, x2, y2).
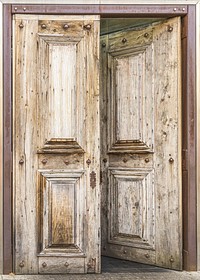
(11, 4, 187, 17)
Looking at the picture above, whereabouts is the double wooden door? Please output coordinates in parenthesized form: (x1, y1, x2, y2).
(13, 15, 181, 274)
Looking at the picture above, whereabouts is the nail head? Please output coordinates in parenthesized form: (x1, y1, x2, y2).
(63, 24, 69, 29)
(84, 24, 91, 30)
(41, 158, 48, 164)
(86, 159, 91, 165)
(145, 253, 150, 258)
(19, 261, 24, 268)
(168, 26, 173, 32)
(19, 159, 24, 164)
(42, 262, 47, 268)
(169, 157, 174, 163)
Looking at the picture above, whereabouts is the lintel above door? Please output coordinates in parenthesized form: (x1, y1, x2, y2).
(10, 4, 187, 16)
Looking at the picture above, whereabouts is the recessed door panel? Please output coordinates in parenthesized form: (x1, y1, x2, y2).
(108, 168, 155, 250)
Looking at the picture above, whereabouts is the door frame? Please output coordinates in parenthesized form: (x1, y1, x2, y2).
(2, 4, 197, 273)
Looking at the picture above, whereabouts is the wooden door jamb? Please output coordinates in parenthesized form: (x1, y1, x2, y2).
(2, 3, 197, 273)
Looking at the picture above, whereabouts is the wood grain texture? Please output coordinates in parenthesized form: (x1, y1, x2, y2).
(197, 2, 200, 271)
(13, 16, 39, 274)
(153, 17, 182, 269)
(38, 257, 85, 274)
(84, 18, 101, 273)
(101, 17, 182, 270)
(38, 170, 85, 256)
(108, 168, 155, 250)
(3, 4, 12, 274)
(101, 18, 163, 35)
(106, 27, 154, 154)
(13, 15, 100, 274)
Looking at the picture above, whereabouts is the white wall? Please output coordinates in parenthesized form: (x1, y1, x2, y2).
(0, 0, 199, 273)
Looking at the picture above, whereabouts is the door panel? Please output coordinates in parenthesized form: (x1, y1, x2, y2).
(13, 15, 100, 274)
(101, 17, 182, 269)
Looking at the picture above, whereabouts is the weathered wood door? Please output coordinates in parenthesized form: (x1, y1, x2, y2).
(13, 15, 100, 274)
(101, 17, 182, 270)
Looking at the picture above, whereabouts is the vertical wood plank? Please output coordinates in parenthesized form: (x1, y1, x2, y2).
(197, 2, 200, 272)
(100, 33, 109, 257)
(84, 17, 101, 273)
(153, 17, 182, 270)
(187, 5, 197, 271)
(13, 16, 39, 274)
(182, 5, 197, 271)
(51, 183, 74, 245)
(49, 44, 76, 138)
(3, 4, 13, 274)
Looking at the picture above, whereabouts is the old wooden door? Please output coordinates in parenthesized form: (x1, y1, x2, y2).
(13, 15, 100, 274)
(101, 17, 182, 270)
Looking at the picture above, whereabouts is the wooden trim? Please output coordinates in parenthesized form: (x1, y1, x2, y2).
(197, 2, 200, 271)
(2, 3, 197, 273)
(11, 4, 187, 17)
(3, 4, 13, 274)
(182, 5, 197, 271)
(0, 1, 3, 275)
